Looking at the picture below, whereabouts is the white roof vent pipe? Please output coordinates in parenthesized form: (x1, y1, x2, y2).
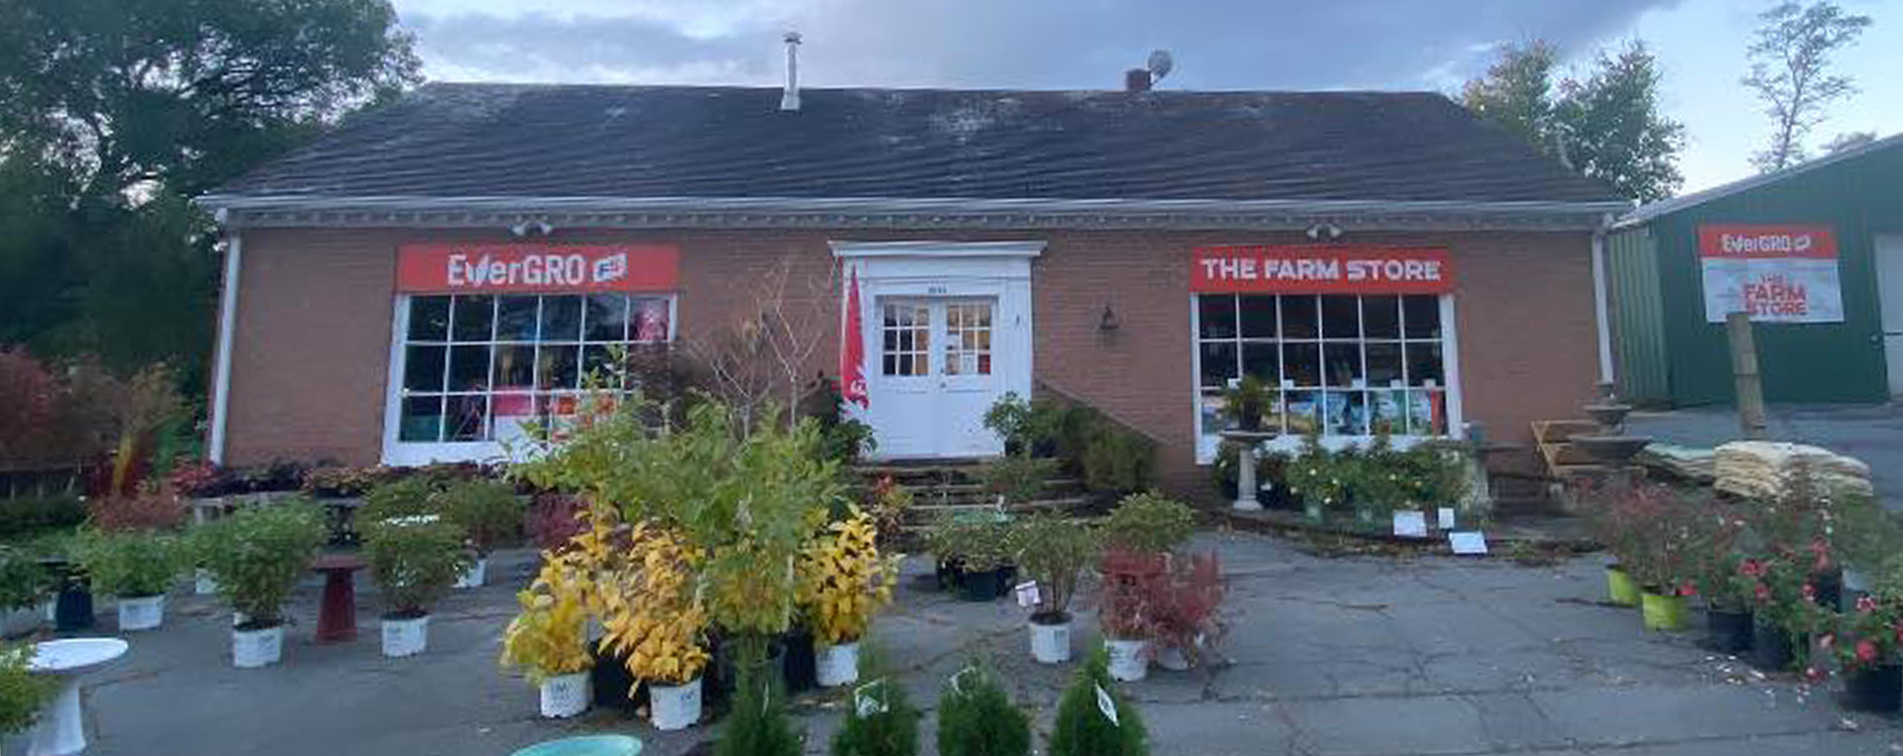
(780, 31, 802, 112)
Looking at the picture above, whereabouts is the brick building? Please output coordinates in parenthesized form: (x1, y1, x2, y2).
(198, 79, 1628, 497)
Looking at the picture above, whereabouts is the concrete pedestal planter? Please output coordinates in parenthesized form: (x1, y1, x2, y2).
(1029, 613, 1072, 664)
(649, 676, 702, 731)
(1841, 664, 1903, 712)
(115, 594, 165, 632)
(1105, 638, 1149, 682)
(538, 672, 592, 719)
(232, 622, 285, 668)
(815, 640, 860, 687)
(1604, 565, 1640, 607)
(381, 613, 430, 658)
(454, 557, 487, 589)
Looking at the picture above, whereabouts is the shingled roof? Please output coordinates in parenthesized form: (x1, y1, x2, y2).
(208, 83, 1623, 210)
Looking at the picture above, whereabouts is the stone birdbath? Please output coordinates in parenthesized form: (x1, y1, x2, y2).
(1570, 382, 1653, 477)
(1219, 429, 1279, 512)
(28, 637, 129, 756)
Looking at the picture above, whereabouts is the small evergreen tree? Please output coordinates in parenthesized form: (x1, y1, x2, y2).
(1048, 651, 1147, 756)
(716, 650, 802, 756)
(936, 664, 1031, 756)
(830, 676, 919, 756)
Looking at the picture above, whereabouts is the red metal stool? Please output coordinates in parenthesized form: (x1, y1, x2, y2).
(310, 554, 366, 643)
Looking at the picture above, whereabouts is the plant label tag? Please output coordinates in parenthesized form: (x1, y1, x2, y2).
(1094, 683, 1119, 726)
(1437, 507, 1456, 529)
(1014, 581, 1040, 608)
(1449, 531, 1488, 555)
(1392, 511, 1428, 538)
(854, 681, 888, 717)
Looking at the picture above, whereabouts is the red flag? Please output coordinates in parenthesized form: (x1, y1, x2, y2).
(839, 266, 869, 408)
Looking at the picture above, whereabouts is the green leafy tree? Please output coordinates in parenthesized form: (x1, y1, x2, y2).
(1742, 1, 1874, 172)
(1463, 39, 1685, 202)
(936, 664, 1030, 756)
(0, 0, 419, 387)
(1048, 651, 1147, 756)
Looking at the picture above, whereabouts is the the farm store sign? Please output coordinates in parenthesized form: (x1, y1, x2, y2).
(397, 243, 680, 294)
(1697, 225, 1842, 323)
(1191, 245, 1454, 294)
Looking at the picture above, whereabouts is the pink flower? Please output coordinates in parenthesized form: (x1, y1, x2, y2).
(1740, 560, 1765, 578)
(1858, 596, 1878, 614)
(1755, 583, 1772, 603)
(1820, 633, 1837, 650)
(1678, 582, 1698, 597)
(1858, 640, 1880, 664)
(1805, 666, 1827, 683)
(1802, 583, 1816, 600)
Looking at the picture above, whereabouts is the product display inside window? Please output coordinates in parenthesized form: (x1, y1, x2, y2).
(1195, 294, 1449, 449)
(395, 293, 672, 445)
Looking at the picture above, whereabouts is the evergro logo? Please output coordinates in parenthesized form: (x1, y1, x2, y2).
(446, 252, 629, 287)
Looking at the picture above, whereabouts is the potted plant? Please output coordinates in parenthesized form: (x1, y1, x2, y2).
(363, 515, 470, 658)
(599, 522, 712, 731)
(937, 663, 1032, 756)
(980, 455, 1057, 505)
(0, 643, 55, 737)
(71, 529, 180, 632)
(1610, 484, 1702, 631)
(830, 671, 920, 756)
(1008, 514, 1099, 664)
(1221, 374, 1272, 432)
(1738, 550, 1830, 671)
(1579, 479, 1643, 607)
(796, 508, 898, 687)
(1049, 650, 1149, 756)
(1829, 578, 1903, 712)
(1146, 550, 1227, 671)
(434, 479, 523, 588)
(1098, 547, 1163, 682)
(1283, 435, 1346, 525)
(500, 558, 594, 718)
(929, 513, 1016, 602)
(0, 548, 51, 638)
(1100, 492, 1196, 557)
(1685, 499, 1750, 652)
(195, 502, 327, 668)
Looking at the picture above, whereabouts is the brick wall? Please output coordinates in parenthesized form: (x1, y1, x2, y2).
(223, 227, 1598, 495)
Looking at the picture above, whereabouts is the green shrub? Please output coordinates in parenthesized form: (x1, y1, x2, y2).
(433, 479, 522, 553)
(716, 647, 803, 756)
(0, 548, 49, 610)
(1008, 514, 1098, 619)
(0, 497, 85, 540)
(926, 513, 1015, 571)
(362, 517, 470, 618)
(1082, 427, 1154, 494)
(936, 664, 1030, 756)
(981, 456, 1056, 504)
(820, 418, 878, 465)
(73, 529, 182, 597)
(830, 675, 919, 756)
(1048, 651, 1147, 756)
(358, 476, 441, 524)
(1101, 492, 1196, 554)
(0, 643, 55, 735)
(195, 501, 326, 627)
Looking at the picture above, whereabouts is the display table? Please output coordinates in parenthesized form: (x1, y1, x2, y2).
(1218, 430, 1279, 512)
(28, 638, 129, 756)
(310, 554, 366, 643)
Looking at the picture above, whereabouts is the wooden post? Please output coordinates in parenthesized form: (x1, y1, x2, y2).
(1726, 312, 1769, 440)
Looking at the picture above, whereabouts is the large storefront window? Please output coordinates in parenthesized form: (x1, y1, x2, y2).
(394, 293, 674, 447)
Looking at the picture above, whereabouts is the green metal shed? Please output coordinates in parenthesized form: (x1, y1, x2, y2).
(1607, 133, 1903, 406)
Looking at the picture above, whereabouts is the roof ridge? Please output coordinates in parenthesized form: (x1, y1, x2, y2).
(416, 80, 1447, 98)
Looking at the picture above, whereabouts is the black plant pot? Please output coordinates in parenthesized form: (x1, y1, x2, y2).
(709, 634, 788, 715)
(958, 567, 1009, 602)
(54, 582, 94, 633)
(1842, 664, 1903, 712)
(1751, 621, 1800, 671)
(780, 628, 819, 694)
(1812, 568, 1843, 610)
(1705, 608, 1754, 655)
(935, 558, 966, 592)
(589, 645, 643, 711)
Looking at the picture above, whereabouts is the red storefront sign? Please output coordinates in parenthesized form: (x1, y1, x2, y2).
(1696, 224, 1837, 259)
(1191, 245, 1455, 294)
(396, 243, 680, 293)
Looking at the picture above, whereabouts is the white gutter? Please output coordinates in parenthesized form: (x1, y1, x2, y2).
(1590, 216, 1615, 386)
(208, 230, 243, 464)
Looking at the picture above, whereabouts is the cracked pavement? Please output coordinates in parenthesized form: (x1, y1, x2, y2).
(34, 530, 1903, 756)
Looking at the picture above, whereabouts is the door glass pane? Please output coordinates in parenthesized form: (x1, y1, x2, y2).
(1197, 296, 1237, 339)
(451, 295, 494, 342)
(881, 302, 930, 376)
(1320, 296, 1360, 338)
(399, 396, 444, 442)
(496, 296, 539, 341)
(1403, 295, 1441, 339)
(1239, 296, 1278, 338)
(945, 302, 993, 376)
(1198, 342, 1237, 389)
(539, 296, 582, 342)
(1281, 296, 1319, 338)
(586, 295, 631, 342)
(408, 297, 451, 341)
(403, 345, 447, 392)
(1362, 295, 1400, 338)
(448, 344, 492, 392)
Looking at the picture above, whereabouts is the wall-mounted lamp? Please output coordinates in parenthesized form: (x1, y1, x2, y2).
(1306, 223, 1343, 241)
(508, 220, 557, 238)
(1098, 303, 1120, 332)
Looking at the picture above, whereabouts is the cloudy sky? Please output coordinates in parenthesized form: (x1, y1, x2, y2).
(390, 0, 1901, 195)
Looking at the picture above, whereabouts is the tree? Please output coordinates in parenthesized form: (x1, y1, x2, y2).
(1463, 39, 1686, 203)
(1742, 1, 1873, 173)
(1823, 131, 1878, 155)
(0, 0, 420, 394)
(1551, 42, 1686, 203)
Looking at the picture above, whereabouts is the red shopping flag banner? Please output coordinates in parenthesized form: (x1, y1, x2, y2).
(840, 266, 869, 408)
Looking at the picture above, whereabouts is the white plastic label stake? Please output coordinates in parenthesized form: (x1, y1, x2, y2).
(1014, 581, 1041, 608)
(1392, 511, 1427, 538)
(1449, 531, 1488, 555)
(854, 680, 889, 717)
(1437, 507, 1456, 530)
(1094, 684, 1119, 726)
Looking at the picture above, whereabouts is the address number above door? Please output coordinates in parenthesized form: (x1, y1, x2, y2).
(398, 243, 680, 294)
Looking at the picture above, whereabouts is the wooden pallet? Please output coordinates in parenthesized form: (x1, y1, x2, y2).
(1529, 420, 1613, 479)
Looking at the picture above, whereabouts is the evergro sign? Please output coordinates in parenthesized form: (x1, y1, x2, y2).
(398, 243, 679, 294)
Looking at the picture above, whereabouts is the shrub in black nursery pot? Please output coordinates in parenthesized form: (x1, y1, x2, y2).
(1750, 621, 1800, 671)
(589, 645, 642, 711)
(1841, 664, 1903, 713)
(1704, 608, 1753, 655)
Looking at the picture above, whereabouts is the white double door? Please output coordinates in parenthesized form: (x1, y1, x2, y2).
(868, 295, 1007, 458)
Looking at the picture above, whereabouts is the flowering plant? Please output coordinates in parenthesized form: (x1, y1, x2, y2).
(1283, 433, 1349, 517)
(796, 507, 900, 644)
(1824, 559, 1903, 671)
(1600, 483, 1704, 595)
(1737, 549, 1832, 649)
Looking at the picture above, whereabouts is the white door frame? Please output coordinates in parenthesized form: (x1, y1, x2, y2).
(831, 241, 1041, 459)
(1876, 234, 1903, 396)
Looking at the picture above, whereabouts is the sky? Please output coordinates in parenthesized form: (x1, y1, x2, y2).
(389, 0, 1902, 195)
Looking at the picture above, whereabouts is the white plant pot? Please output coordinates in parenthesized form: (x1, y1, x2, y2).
(116, 594, 165, 632)
(1154, 645, 1191, 671)
(454, 558, 487, 589)
(38, 598, 55, 624)
(195, 568, 219, 595)
(1105, 638, 1149, 682)
(1, 606, 42, 638)
(1029, 616, 1072, 664)
(381, 614, 430, 658)
(648, 676, 702, 731)
(233, 624, 285, 668)
(538, 672, 592, 719)
(816, 640, 860, 687)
